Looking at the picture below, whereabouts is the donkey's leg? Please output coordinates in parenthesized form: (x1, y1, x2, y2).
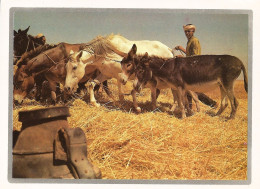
(155, 89, 160, 99)
(188, 90, 200, 112)
(151, 87, 157, 110)
(226, 85, 238, 119)
(177, 87, 186, 119)
(117, 79, 124, 102)
(215, 86, 228, 116)
(131, 89, 141, 113)
(170, 89, 178, 111)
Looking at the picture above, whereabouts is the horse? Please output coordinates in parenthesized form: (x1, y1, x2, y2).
(127, 44, 248, 119)
(13, 26, 46, 64)
(13, 42, 109, 105)
(64, 34, 174, 108)
(14, 44, 58, 104)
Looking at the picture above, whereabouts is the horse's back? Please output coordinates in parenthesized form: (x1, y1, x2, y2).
(108, 34, 173, 58)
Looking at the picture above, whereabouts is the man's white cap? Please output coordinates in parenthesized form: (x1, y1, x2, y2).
(183, 24, 196, 31)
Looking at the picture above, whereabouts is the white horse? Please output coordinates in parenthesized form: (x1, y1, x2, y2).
(64, 34, 174, 108)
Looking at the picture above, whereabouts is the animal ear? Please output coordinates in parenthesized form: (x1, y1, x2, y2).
(76, 51, 83, 62)
(24, 26, 30, 34)
(129, 44, 137, 58)
(132, 44, 137, 54)
(144, 52, 148, 58)
(70, 50, 74, 55)
(14, 30, 18, 36)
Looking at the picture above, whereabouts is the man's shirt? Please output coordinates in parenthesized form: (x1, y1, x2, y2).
(186, 36, 201, 56)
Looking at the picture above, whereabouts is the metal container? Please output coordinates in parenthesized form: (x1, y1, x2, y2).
(13, 106, 101, 179)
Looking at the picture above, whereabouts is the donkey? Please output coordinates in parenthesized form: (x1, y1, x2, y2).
(121, 44, 200, 114)
(127, 44, 248, 119)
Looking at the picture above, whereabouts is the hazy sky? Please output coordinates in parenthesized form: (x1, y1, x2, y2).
(13, 8, 249, 79)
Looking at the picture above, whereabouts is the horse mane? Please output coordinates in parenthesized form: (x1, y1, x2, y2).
(16, 44, 58, 67)
(82, 34, 127, 57)
(82, 35, 116, 57)
(107, 33, 129, 43)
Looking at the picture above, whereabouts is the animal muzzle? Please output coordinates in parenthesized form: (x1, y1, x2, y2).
(13, 91, 26, 105)
(64, 84, 78, 94)
(133, 79, 142, 93)
(118, 73, 128, 85)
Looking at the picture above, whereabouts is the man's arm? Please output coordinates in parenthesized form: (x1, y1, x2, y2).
(174, 45, 186, 54)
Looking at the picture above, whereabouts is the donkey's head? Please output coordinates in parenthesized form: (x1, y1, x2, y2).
(119, 44, 138, 85)
(132, 52, 152, 93)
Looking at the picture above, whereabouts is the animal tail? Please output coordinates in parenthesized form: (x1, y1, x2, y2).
(241, 61, 248, 93)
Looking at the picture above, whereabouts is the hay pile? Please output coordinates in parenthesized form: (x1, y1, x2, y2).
(13, 80, 248, 180)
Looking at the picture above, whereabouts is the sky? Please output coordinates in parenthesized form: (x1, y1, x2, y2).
(12, 8, 250, 79)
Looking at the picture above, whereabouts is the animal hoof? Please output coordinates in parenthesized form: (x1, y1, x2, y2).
(91, 101, 100, 107)
(119, 96, 124, 102)
(170, 104, 177, 112)
(135, 107, 141, 113)
(211, 102, 218, 109)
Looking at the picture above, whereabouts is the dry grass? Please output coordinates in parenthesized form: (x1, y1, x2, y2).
(13, 80, 248, 180)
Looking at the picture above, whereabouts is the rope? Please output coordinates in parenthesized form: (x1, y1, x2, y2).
(42, 52, 58, 65)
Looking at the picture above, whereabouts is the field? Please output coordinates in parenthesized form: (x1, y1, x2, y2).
(13, 80, 248, 180)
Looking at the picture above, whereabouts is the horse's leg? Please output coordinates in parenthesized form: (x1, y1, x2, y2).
(131, 89, 141, 113)
(94, 74, 115, 102)
(48, 80, 58, 105)
(101, 81, 111, 96)
(87, 80, 100, 107)
(77, 82, 87, 96)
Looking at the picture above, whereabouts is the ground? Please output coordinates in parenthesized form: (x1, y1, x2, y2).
(13, 80, 248, 180)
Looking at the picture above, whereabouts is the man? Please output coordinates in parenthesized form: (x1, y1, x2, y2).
(175, 24, 217, 109)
